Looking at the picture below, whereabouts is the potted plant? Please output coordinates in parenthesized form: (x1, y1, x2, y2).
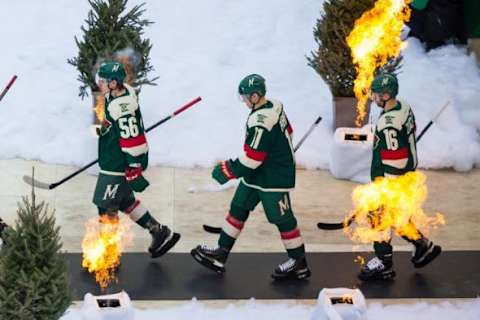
(68, 0, 158, 122)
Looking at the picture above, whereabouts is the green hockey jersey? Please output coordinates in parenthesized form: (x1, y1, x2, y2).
(98, 84, 149, 175)
(371, 99, 418, 180)
(229, 99, 296, 191)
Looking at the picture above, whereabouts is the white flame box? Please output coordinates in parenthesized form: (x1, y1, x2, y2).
(311, 288, 367, 320)
(81, 291, 135, 320)
(329, 125, 374, 183)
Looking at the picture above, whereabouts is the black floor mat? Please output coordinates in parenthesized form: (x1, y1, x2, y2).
(66, 251, 480, 300)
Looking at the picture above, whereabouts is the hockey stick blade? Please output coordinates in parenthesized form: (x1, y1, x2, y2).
(316, 222, 346, 230)
(203, 224, 222, 234)
(317, 216, 355, 230)
(22, 175, 53, 190)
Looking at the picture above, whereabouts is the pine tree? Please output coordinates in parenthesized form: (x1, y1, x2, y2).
(307, 0, 402, 97)
(0, 186, 71, 319)
(68, 0, 158, 98)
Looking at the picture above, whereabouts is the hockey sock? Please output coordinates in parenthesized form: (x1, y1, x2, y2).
(374, 241, 393, 263)
(122, 200, 159, 230)
(276, 218, 305, 260)
(218, 205, 249, 250)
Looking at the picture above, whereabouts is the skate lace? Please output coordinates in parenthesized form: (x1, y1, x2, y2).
(200, 244, 219, 254)
(279, 258, 296, 272)
(366, 257, 384, 270)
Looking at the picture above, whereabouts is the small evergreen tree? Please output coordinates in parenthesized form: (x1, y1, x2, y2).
(307, 0, 402, 97)
(0, 185, 71, 319)
(68, 0, 158, 98)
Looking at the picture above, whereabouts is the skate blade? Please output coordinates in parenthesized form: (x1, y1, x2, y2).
(358, 270, 396, 281)
(272, 268, 311, 281)
(414, 245, 441, 268)
(150, 233, 181, 258)
(190, 249, 225, 274)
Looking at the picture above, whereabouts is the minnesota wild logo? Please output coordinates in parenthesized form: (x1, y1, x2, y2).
(384, 115, 394, 125)
(256, 113, 267, 124)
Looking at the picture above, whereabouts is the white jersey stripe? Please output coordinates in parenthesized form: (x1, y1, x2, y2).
(121, 143, 148, 157)
(282, 237, 304, 250)
(382, 158, 408, 169)
(126, 203, 148, 222)
(222, 221, 242, 239)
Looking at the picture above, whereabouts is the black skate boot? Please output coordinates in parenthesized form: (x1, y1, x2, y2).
(148, 224, 181, 258)
(358, 256, 395, 281)
(190, 245, 229, 274)
(271, 256, 311, 280)
(411, 238, 441, 268)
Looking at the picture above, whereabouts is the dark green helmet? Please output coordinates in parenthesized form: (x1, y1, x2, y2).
(371, 73, 399, 97)
(238, 74, 266, 96)
(98, 61, 127, 84)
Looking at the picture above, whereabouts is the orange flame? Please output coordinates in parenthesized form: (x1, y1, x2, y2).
(354, 255, 366, 266)
(82, 215, 133, 289)
(93, 93, 105, 123)
(344, 171, 445, 244)
(347, 0, 411, 126)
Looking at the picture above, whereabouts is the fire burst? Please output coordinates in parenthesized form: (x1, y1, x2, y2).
(93, 93, 106, 123)
(82, 215, 133, 289)
(347, 0, 412, 126)
(344, 171, 445, 244)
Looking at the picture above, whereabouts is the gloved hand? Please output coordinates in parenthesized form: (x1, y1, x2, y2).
(125, 166, 150, 192)
(211, 160, 236, 185)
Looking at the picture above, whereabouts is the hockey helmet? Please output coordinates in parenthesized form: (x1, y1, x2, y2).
(97, 61, 127, 85)
(371, 73, 399, 98)
(238, 74, 266, 97)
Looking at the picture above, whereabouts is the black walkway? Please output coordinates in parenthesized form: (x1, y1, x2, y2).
(66, 251, 480, 300)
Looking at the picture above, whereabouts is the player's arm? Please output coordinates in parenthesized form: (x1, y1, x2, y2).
(212, 125, 273, 184)
(371, 132, 385, 181)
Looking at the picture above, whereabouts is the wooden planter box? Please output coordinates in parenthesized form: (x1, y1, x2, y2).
(332, 96, 371, 129)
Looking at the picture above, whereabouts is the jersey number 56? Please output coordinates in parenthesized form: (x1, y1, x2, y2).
(119, 117, 140, 138)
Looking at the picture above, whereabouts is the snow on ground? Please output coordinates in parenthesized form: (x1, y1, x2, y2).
(0, 1, 479, 173)
(59, 298, 480, 320)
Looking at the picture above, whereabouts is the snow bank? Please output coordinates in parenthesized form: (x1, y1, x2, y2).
(1, 1, 479, 174)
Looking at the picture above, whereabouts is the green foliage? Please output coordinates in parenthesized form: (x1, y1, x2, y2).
(0, 192, 71, 320)
(68, 0, 158, 98)
(307, 0, 402, 97)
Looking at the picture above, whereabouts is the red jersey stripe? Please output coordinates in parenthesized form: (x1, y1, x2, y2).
(226, 213, 244, 230)
(281, 228, 301, 240)
(287, 119, 293, 135)
(120, 134, 147, 148)
(380, 147, 408, 160)
(124, 200, 140, 214)
(243, 144, 267, 162)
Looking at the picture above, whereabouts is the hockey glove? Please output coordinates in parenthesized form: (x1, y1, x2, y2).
(126, 167, 150, 192)
(212, 160, 236, 185)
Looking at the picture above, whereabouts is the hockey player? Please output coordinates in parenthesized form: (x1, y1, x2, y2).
(190, 74, 310, 280)
(359, 73, 442, 281)
(93, 61, 180, 258)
